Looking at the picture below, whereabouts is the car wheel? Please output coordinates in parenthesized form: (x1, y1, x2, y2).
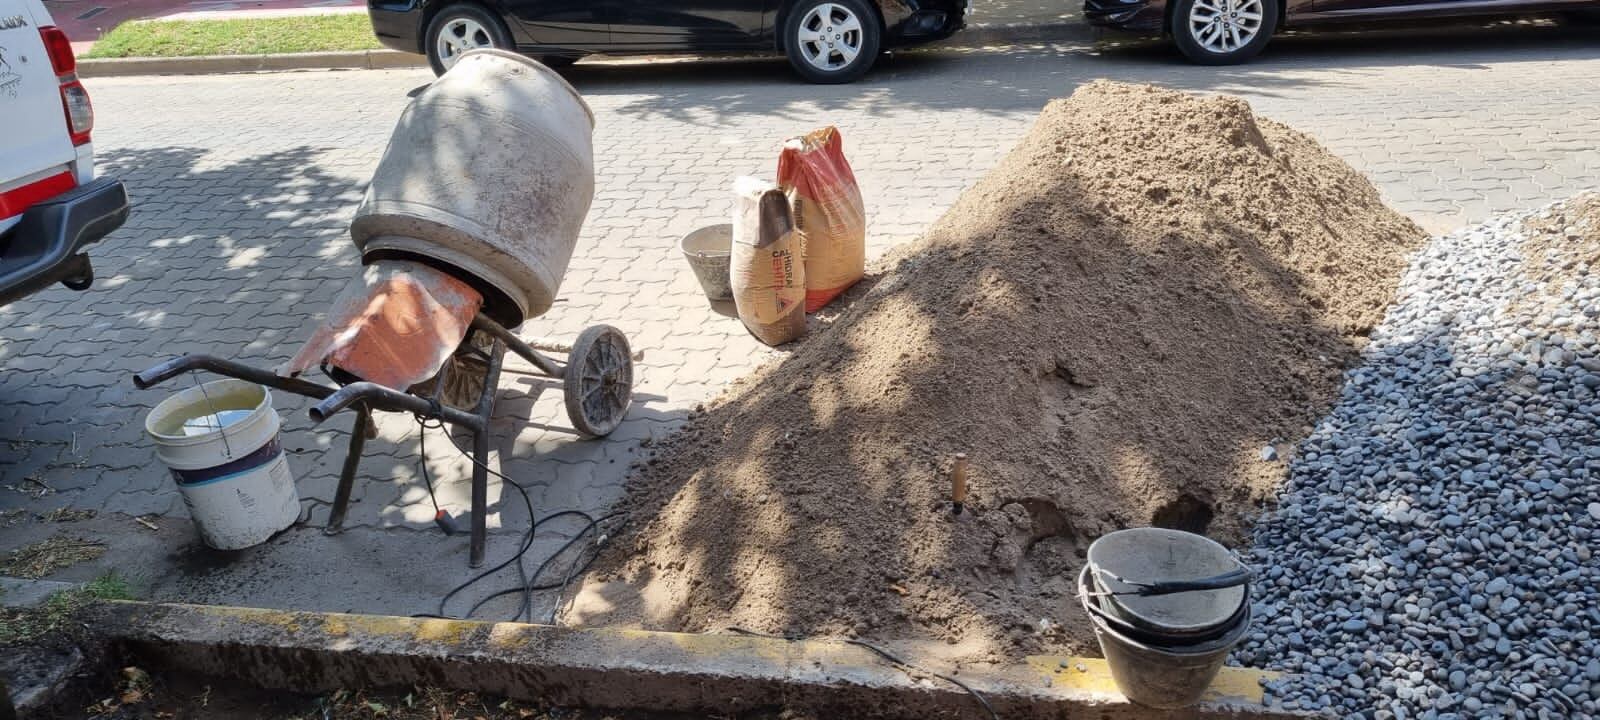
(783, 0, 881, 84)
(425, 4, 513, 75)
(1169, 0, 1277, 65)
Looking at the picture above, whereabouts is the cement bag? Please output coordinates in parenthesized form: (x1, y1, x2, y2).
(778, 126, 865, 312)
(731, 176, 806, 346)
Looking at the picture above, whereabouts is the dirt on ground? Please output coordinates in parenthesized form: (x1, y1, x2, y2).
(1521, 190, 1600, 291)
(1, 535, 106, 579)
(571, 81, 1425, 662)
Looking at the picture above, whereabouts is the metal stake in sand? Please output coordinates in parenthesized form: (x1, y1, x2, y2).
(951, 453, 969, 515)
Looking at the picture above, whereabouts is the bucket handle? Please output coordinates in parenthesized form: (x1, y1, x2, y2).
(192, 370, 235, 460)
(1093, 567, 1252, 597)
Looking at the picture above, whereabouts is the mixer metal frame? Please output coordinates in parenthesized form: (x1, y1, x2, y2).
(133, 312, 634, 568)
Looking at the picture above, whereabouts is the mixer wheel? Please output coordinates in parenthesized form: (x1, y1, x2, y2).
(564, 325, 634, 437)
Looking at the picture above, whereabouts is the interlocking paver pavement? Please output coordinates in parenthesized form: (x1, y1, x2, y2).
(1, 23, 1597, 616)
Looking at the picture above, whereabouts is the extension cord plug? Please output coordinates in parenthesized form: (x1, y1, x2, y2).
(434, 509, 464, 536)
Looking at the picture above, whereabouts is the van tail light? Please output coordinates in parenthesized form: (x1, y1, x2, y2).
(39, 26, 76, 75)
(60, 81, 94, 145)
(39, 26, 92, 145)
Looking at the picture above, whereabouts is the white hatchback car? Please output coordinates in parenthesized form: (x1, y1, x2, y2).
(0, 0, 127, 308)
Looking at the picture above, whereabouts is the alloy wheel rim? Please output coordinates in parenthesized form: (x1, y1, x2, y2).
(436, 17, 493, 69)
(1187, 0, 1263, 54)
(797, 3, 864, 72)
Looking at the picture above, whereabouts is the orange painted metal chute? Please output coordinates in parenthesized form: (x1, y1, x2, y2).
(280, 260, 483, 392)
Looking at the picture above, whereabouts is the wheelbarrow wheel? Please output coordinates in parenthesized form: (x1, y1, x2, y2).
(564, 325, 634, 438)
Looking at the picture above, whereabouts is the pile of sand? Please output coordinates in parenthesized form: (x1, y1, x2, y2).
(573, 82, 1425, 660)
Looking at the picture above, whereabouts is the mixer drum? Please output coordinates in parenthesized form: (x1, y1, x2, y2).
(351, 49, 595, 328)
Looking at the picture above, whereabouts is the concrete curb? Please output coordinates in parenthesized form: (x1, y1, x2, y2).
(75, 23, 1093, 78)
(77, 49, 424, 78)
(90, 601, 1305, 719)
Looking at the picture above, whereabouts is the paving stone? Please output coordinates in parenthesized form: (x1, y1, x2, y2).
(0, 34, 1595, 552)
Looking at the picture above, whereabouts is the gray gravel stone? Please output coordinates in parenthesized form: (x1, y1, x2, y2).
(1240, 196, 1600, 720)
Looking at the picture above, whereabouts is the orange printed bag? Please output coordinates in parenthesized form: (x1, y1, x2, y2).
(730, 176, 807, 346)
(778, 126, 866, 312)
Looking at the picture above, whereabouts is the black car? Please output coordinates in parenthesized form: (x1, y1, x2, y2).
(368, 0, 966, 82)
(1085, 0, 1599, 64)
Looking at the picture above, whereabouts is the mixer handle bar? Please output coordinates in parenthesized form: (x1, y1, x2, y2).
(308, 381, 484, 428)
(133, 354, 339, 399)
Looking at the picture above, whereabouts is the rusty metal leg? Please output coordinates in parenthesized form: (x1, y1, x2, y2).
(468, 340, 506, 568)
(325, 403, 370, 535)
(470, 424, 489, 567)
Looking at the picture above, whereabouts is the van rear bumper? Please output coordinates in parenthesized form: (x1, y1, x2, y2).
(0, 176, 130, 308)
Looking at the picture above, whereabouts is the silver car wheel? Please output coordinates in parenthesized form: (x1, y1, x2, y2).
(435, 16, 494, 70)
(1187, 0, 1264, 54)
(796, 3, 864, 72)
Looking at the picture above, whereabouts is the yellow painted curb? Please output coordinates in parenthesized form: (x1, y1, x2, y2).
(92, 601, 1305, 719)
(1027, 655, 1275, 704)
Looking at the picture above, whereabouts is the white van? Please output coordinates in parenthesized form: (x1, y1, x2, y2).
(0, 0, 128, 307)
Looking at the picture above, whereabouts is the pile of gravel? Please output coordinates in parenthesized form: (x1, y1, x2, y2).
(1238, 192, 1600, 719)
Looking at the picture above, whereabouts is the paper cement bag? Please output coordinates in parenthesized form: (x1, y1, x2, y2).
(778, 126, 865, 312)
(731, 176, 807, 346)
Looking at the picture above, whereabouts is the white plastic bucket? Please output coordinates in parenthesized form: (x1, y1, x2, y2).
(144, 379, 299, 550)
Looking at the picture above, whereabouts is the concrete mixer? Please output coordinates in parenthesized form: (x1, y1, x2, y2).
(133, 50, 635, 567)
(352, 48, 595, 329)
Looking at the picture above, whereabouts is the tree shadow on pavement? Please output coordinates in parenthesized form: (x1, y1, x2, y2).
(0, 145, 366, 513)
(0, 140, 690, 621)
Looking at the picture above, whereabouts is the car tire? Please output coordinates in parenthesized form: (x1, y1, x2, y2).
(783, 0, 881, 84)
(425, 3, 514, 76)
(1169, 0, 1277, 65)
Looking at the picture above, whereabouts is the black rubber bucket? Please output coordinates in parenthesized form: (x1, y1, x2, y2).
(1076, 528, 1253, 709)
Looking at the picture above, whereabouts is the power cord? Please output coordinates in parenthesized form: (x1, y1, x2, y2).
(461, 510, 621, 622)
(726, 627, 999, 720)
(416, 418, 444, 518)
(411, 414, 625, 624)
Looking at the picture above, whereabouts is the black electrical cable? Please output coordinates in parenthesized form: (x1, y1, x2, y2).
(414, 414, 540, 620)
(415, 417, 444, 516)
(413, 413, 626, 624)
(431, 421, 568, 621)
(429, 422, 632, 623)
(549, 513, 606, 624)
(726, 627, 999, 720)
(463, 511, 623, 620)
(464, 512, 624, 617)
